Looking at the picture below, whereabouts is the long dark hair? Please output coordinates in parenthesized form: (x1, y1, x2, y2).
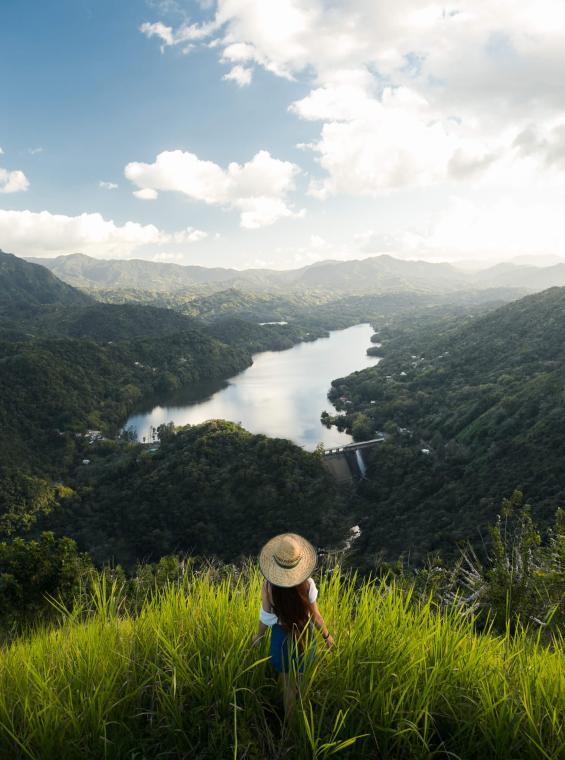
(270, 579, 312, 649)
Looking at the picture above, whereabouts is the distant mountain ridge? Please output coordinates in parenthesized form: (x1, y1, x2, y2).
(22, 252, 471, 295)
(22, 251, 565, 296)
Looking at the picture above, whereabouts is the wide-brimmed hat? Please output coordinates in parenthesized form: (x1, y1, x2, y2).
(259, 533, 317, 587)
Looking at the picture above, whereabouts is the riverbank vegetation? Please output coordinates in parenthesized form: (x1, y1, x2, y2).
(327, 286, 565, 561)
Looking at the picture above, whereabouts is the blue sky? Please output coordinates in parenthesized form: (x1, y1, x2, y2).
(1, 0, 565, 268)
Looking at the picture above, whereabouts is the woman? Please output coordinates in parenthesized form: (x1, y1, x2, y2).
(252, 533, 334, 716)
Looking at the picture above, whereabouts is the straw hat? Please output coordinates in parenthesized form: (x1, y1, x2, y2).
(259, 533, 317, 587)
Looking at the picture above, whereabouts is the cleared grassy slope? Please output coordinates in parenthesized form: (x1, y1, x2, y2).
(0, 569, 563, 759)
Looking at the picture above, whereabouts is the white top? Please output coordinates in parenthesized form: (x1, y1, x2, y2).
(259, 577, 318, 626)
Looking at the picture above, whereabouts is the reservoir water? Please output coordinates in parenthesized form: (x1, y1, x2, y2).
(125, 322, 379, 450)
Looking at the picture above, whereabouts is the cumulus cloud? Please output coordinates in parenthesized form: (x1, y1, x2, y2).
(513, 121, 565, 172)
(223, 64, 252, 86)
(0, 208, 207, 258)
(143, 1, 565, 198)
(125, 149, 302, 228)
(140, 17, 219, 51)
(99, 180, 118, 190)
(0, 149, 29, 194)
(133, 188, 158, 200)
(0, 168, 29, 194)
(151, 252, 190, 263)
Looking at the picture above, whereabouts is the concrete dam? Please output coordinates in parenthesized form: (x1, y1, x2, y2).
(321, 437, 384, 483)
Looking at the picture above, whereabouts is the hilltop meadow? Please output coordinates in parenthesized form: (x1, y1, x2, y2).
(0, 565, 563, 760)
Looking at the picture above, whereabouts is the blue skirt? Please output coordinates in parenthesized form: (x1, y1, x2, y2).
(270, 623, 316, 674)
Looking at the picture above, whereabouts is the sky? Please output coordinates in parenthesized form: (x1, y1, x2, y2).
(1, 0, 565, 269)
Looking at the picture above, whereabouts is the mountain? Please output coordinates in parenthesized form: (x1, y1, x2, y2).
(471, 262, 565, 291)
(24, 252, 475, 295)
(24, 253, 245, 291)
(0, 250, 92, 309)
(510, 254, 565, 267)
(27, 250, 565, 297)
(284, 255, 470, 292)
(327, 286, 565, 561)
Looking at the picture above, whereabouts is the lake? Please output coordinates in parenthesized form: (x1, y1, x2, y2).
(125, 322, 380, 450)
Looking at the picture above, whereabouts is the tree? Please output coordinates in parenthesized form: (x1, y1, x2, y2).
(0, 532, 92, 632)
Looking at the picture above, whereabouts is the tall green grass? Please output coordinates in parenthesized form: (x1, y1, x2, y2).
(0, 568, 563, 759)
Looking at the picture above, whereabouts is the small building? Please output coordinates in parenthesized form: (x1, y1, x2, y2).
(82, 459, 91, 465)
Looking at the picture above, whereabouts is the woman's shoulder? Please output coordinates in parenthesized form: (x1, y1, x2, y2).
(307, 577, 318, 603)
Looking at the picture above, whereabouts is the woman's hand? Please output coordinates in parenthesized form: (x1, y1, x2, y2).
(250, 633, 263, 648)
(324, 634, 334, 650)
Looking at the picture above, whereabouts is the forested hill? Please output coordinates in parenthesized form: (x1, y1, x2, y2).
(26, 252, 239, 290)
(0, 250, 92, 308)
(328, 286, 565, 561)
(3, 302, 204, 341)
(39, 420, 349, 566)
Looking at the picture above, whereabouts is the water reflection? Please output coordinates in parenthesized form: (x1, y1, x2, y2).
(125, 323, 380, 450)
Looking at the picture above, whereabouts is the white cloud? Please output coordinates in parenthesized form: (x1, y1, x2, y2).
(133, 187, 158, 200)
(0, 168, 29, 194)
(99, 180, 118, 190)
(28, 147, 43, 156)
(140, 18, 219, 49)
(223, 64, 252, 86)
(140, 21, 174, 47)
(0, 147, 29, 195)
(423, 196, 565, 260)
(125, 149, 302, 228)
(146, 1, 565, 198)
(171, 227, 208, 243)
(309, 234, 327, 249)
(353, 193, 565, 261)
(151, 252, 189, 263)
(0, 208, 207, 258)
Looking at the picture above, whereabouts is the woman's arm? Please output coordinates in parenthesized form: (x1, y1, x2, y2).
(251, 580, 272, 646)
(252, 620, 268, 646)
(309, 601, 334, 649)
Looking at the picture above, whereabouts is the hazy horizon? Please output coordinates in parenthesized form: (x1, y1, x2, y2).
(13, 249, 565, 274)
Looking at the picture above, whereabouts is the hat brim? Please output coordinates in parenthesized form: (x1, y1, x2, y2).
(258, 533, 317, 587)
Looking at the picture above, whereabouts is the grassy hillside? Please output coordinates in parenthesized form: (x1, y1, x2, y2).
(0, 567, 562, 759)
(326, 287, 565, 560)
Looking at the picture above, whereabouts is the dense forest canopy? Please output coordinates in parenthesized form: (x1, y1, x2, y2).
(0, 250, 92, 308)
(327, 287, 565, 561)
(38, 420, 350, 567)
